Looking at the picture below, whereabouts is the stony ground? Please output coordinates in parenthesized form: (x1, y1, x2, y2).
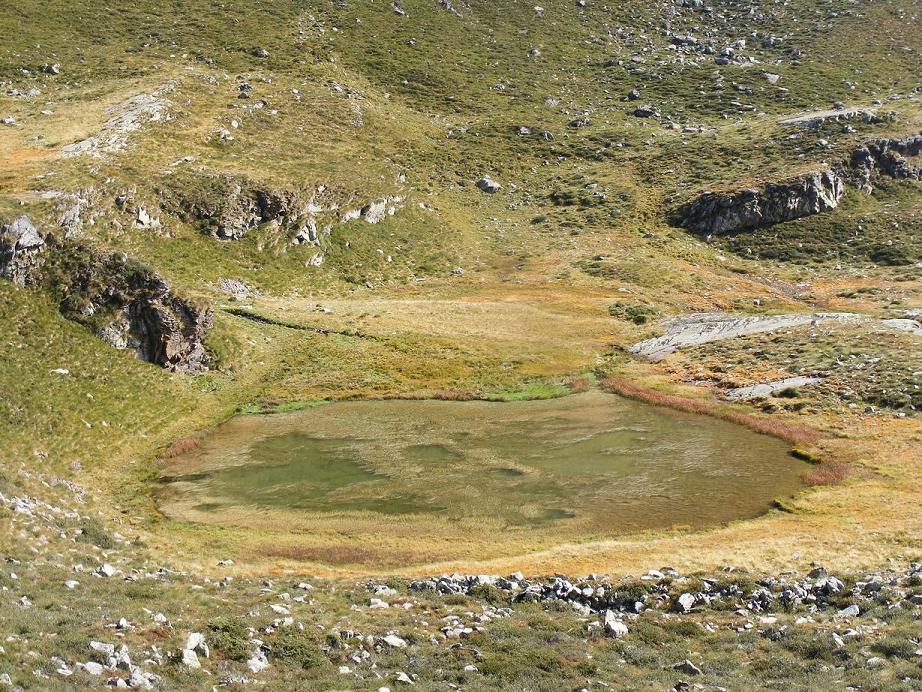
(2, 465, 921, 690)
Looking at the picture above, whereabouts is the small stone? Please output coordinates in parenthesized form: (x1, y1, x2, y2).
(603, 610, 628, 638)
(632, 104, 659, 118)
(96, 563, 117, 578)
(383, 634, 407, 649)
(675, 593, 696, 613)
(673, 659, 703, 676)
(837, 604, 860, 618)
(476, 176, 502, 194)
(181, 649, 200, 669)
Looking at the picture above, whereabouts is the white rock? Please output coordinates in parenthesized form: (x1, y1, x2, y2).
(185, 633, 208, 658)
(80, 661, 104, 675)
(90, 641, 115, 657)
(96, 563, 117, 578)
(247, 649, 269, 673)
(383, 634, 407, 649)
(603, 611, 629, 638)
(180, 649, 200, 669)
(476, 176, 502, 194)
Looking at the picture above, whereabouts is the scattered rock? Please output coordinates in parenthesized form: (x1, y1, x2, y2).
(673, 659, 703, 676)
(725, 376, 822, 401)
(476, 176, 502, 194)
(603, 610, 628, 638)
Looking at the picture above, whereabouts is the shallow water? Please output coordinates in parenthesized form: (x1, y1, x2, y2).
(158, 391, 808, 535)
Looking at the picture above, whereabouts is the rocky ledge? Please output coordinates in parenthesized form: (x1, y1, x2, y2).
(675, 132, 922, 235)
(0, 216, 211, 373)
(675, 169, 844, 236)
(850, 133, 922, 192)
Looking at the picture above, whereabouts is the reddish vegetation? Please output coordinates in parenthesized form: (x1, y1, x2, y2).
(802, 462, 851, 487)
(599, 377, 821, 446)
(260, 544, 416, 567)
(161, 435, 200, 458)
(424, 388, 480, 401)
(565, 375, 592, 393)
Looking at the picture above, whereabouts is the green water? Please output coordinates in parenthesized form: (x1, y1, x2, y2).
(158, 391, 808, 533)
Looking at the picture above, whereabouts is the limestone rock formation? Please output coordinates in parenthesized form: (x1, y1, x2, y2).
(0, 219, 212, 373)
(850, 134, 922, 192)
(0, 216, 45, 286)
(676, 170, 844, 235)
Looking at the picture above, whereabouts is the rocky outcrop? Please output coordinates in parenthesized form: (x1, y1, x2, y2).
(0, 216, 45, 286)
(628, 311, 917, 361)
(676, 132, 921, 235)
(676, 170, 844, 235)
(724, 376, 822, 401)
(50, 247, 212, 373)
(161, 173, 404, 243)
(161, 175, 303, 241)
(61, 84, 174, 159)
(849, 134, 922, 192)
(628, 312, 859, 361)
(779, 106, 888, 130)
(0, 219, 212, 373)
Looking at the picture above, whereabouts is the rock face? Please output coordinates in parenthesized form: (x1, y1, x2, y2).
(850, 134, 922, 192)
(52, 249, 213, 373)
(676, 169, 844, 235)
(675, 132, 920, 235)
(0, 216, 45, 285)
(0, 220, 212, 373)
